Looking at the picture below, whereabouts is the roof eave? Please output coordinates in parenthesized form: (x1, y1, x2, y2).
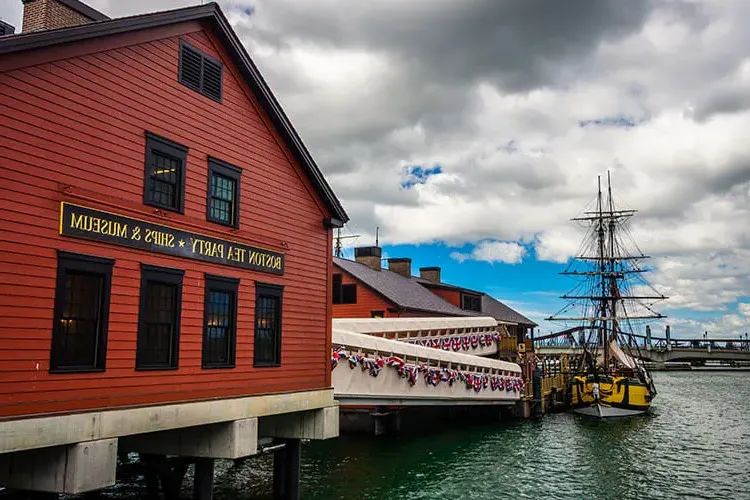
(0, 4, 216, 55)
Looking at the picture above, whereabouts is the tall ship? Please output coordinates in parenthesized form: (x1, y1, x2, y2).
(547, 173, 667, 418)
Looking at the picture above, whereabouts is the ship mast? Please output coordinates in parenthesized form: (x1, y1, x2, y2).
(547, 171, 668, 372)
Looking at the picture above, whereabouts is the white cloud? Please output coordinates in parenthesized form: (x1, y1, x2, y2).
(534, 227, 584, 263)
(668, 312, 750, 338)
(646, 250, 750, 312)
(450, 241, 527, 265)
(738, 303, 750, 317)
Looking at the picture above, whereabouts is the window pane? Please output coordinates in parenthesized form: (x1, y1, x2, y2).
(57, 271, 103, 368)
(209, 173, 236, 225)
(148, 150, 179, 209)
(210, 199, 231, 224)
(139, 282, 178, 367)
(462, 294, 481, 312)
(342, 284, 357, 304)
(255, 294, 280, 364)
(211, 174, 234, 201)
(204, 289, 233, 365)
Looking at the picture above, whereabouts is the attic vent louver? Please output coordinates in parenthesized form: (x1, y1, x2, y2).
(202, 58, 223, 101)
(179, 41, 223, 103)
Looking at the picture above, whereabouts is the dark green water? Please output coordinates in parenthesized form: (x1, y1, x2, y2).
(202, 371, 750, 499)
(295, 371, 750, 500)
(47, 372, 750, 499)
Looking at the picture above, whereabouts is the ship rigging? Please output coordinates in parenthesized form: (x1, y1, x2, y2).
(547, 172, 668, 417)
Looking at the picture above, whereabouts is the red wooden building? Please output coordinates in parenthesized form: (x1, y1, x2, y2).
(0, 1, 346, 496)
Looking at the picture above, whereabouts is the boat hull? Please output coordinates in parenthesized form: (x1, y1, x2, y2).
(569, 375, 653, 418)
(573, 403, 645, 418)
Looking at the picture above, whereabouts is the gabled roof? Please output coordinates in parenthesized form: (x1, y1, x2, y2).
(0, 2, 348, 225)
(333, 257, 478, 317)
(481, 295, 537, 327)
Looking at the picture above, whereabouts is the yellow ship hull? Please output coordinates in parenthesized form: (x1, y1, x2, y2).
(570, 375, 653, 418)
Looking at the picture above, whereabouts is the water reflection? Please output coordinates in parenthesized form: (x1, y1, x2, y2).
(45, 372, 750, 499)
(299, 372, 750, 500)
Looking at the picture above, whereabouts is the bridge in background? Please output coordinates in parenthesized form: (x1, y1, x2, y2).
(533, 326, 750, 364)
(535, 342, 750, 364)
(331, 317, 525, 407)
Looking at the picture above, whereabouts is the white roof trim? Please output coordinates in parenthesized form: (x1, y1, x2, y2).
(333, 316, 502, 334)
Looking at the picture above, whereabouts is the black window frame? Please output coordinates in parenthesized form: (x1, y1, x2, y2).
(202, 274, 239, 369)
(371, 310, 385, 318)
(143, 131, 188, 214)
(332, 274, 357, 305)
(461, 293, 482, 312)
(50, 251, 114, 373)
(206, 157, 242, 228)
(254, 282, 283, 367)
(516, 327, 527, 345)
(135, 264, 184, 371)
(178, 40, 224, 103)
(332, 273, 342, 303)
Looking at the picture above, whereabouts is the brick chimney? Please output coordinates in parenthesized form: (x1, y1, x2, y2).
(0, 20, 15, 36)
(22, 0, 109, 33)
(387, 258, 412, 278)
(419, 266, 441, 283)
(354, 246, 382, 272)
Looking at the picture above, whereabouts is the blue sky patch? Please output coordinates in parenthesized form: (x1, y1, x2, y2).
(579, 115, 640, 128)
(400, 164, 444, 189)
(230, 4, 255, 16)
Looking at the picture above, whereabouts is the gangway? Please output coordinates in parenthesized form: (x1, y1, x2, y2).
(331, 325, 523, 406)
(333, 316, 509, 357)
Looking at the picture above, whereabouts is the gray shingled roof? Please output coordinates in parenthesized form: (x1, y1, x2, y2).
(481, 295, 537, 326)
(333, 257, 477, 316)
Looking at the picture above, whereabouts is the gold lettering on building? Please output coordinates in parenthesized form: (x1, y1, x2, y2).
(70, 212, 128, 238)
(227, 246, 246, 263)
(62, 203, 284, 274)
(145, 228, 175, 248)
(243, 250, 282, 270)
(190, 237, 225, 259)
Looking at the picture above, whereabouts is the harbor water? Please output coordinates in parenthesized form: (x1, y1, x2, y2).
(54, 371, 750, 499)
(247, 371, 749, 499)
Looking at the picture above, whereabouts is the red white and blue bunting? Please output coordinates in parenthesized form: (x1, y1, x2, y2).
(402, 332, 502, 352)
(331, 347, 525, 394)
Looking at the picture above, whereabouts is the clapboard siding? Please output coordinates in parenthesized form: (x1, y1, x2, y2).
(0, 23, 334, 418)
(429, 288, 461, 308)
(331, 266, 397, 318)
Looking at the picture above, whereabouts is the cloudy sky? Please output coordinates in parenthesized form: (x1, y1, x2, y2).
(3, 0, 749, 338)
